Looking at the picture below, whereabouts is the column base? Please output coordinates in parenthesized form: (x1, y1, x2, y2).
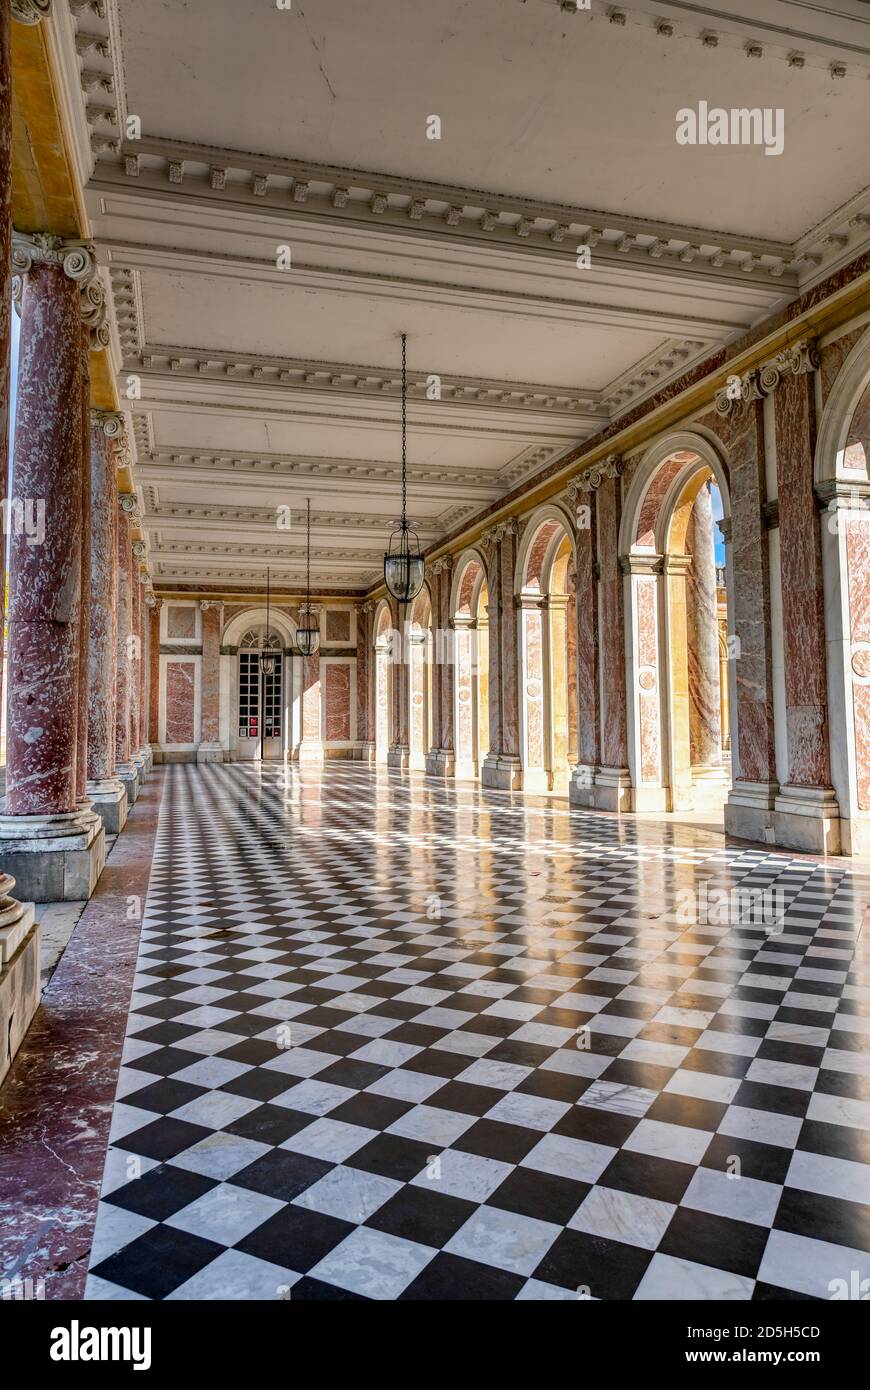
(86, 778, 128, 836)
(196, 742, 225, 764)
(593, 766, 633, 813)
(357, 741, 377, 765)
(481, 753, 523, 791)
(569, 764, 597, 807)
(773, 785, 841, 855)
(116, 762, 139, 807)
(0, 879, 40, 1088)
(0, 812, 106, 902)
(131, 753, 147, 789)
(724, 780, 778, 845)
(387, 744, 410, 770)
(838, 816, 870, 857)
(426, 748, 456, 778)
(143, 746, 154, 775)
(297, 740, 324, 766)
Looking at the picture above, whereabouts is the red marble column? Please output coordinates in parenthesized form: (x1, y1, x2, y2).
(4, 262, 84, 817)
(75, 329, 92, 806)
(686, 482, 722, 767)
(129, 558, 142, 764)
(115, 502, 135, 775)
(598, 476, 629, 773)
(86, 413, 119, 784)
(574, 494, 599, 769)
(148, 599, 161, 746)
(775, 370, 831, 789)
(480, 522, 522, 789)
(135, 564, 147, 755)
(197, 600, 223, 759)
(355, 602, 372, 750)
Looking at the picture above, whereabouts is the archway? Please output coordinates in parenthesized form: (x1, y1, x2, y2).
(515, 508, 577, 792)
(222, 606, 298, 763)
(621, 435, 734, 818)
(408, 587, 434, 770)
(450, 552, 489, 780)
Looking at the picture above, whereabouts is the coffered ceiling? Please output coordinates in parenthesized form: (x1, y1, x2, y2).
(48, 0, 870, 591)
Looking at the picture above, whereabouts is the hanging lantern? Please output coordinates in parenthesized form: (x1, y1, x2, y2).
(296, 498, 320, 657)
(384, 333, 425, 603)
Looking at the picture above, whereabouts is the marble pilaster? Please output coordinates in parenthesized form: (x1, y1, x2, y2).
(356, 602, 375, 761)
(426, 559, 455, 777)
(197, 600, 224, 762)
(570, 494, 599, 806)
(772, 357, 840, 851)
(595, 475, 631, 810)
(481, 522, 523, 790)
(147, 597, 162, 752)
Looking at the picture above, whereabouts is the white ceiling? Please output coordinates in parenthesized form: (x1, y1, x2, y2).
(58, 0, 870, 590)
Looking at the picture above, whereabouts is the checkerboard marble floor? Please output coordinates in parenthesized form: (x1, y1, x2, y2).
(86, 762, 870, 1301)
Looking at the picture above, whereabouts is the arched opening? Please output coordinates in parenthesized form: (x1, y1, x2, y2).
(236, 626, 285, 761)
(408, 587, 434, 770)
(516, 511, 576, 792)
(451, 554, 489, 780)
(623, 439, 733, 821)
(373, 602, 394, 764)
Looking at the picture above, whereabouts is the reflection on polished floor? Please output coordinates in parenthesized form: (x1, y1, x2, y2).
(86, 764, 870, 1301)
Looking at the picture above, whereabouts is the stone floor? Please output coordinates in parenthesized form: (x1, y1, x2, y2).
(3, 762, 870, 1300)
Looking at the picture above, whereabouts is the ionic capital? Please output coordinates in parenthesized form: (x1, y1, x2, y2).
(132, 539, 147, 559)
(565, 453, 623, 499)
(12, 1, 52, 24)
(714, 339, 820, 415)
(91, 409, 125, 438)
(118, 493, 139, 521)
(200, 599, 223, 612)
(12, 231, 98, 286)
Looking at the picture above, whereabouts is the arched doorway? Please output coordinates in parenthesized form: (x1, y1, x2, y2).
(373, 602, 394, 764)
(236, 626, 285, 760)
(450, 552, 489, 781)
(621, 437, 734, 817)
(408, 588, 433, 770)
(516, 509, 577, 792)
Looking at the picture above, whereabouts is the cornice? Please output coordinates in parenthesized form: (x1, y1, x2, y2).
(125, 346, 606, 420)
(94, 134, 799, 288)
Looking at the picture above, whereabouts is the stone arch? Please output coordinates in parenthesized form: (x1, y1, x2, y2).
(621, 430, 734, 816)
(515, 501, 577, 594)
(222, 605, 297, 649)
(815, 328, 870, 486)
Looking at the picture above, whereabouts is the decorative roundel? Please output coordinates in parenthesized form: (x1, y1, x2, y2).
(638, 666, 657, 693)
(526, 678, 542, 700)
(851, 642, 870, 684)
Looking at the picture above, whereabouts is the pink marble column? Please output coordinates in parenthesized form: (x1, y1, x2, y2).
(480, 522, 522, 789)
(147, 599, 161, 747)
(129, 561, 142, 766)
(75, 330, 92, 807)
(115, 500, 136, 783)
(356, 602, 373, 753)
(197, 600, 223, 761)
(86, 413, 119, 784)
(686, 482, 722, 767)
(0, 0, 11, 727)
(299, 649, 323, 761)
(598, 477, 629, 773)
(136, 568, 148, 756)
(4, 261, 84, 817)
(775, 370, 831, 789)
(574, 497, 599, 769)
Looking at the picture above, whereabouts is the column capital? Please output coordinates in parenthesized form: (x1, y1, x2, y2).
(91, 408, 125, 438)
(199, 599, 223, 612)
(118, 493, 139, 521)
(480, 516, 519, 550)
(132, 539, 147, 559)
(715, 339, 820, 415)
(565, 453, 623, 500)
(12, 0, 53, 24)
(12, 231, 98, 286)
(620, 552, 663, 576)
(716, 515, 733, 542)
(429, 555, 454, 576)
